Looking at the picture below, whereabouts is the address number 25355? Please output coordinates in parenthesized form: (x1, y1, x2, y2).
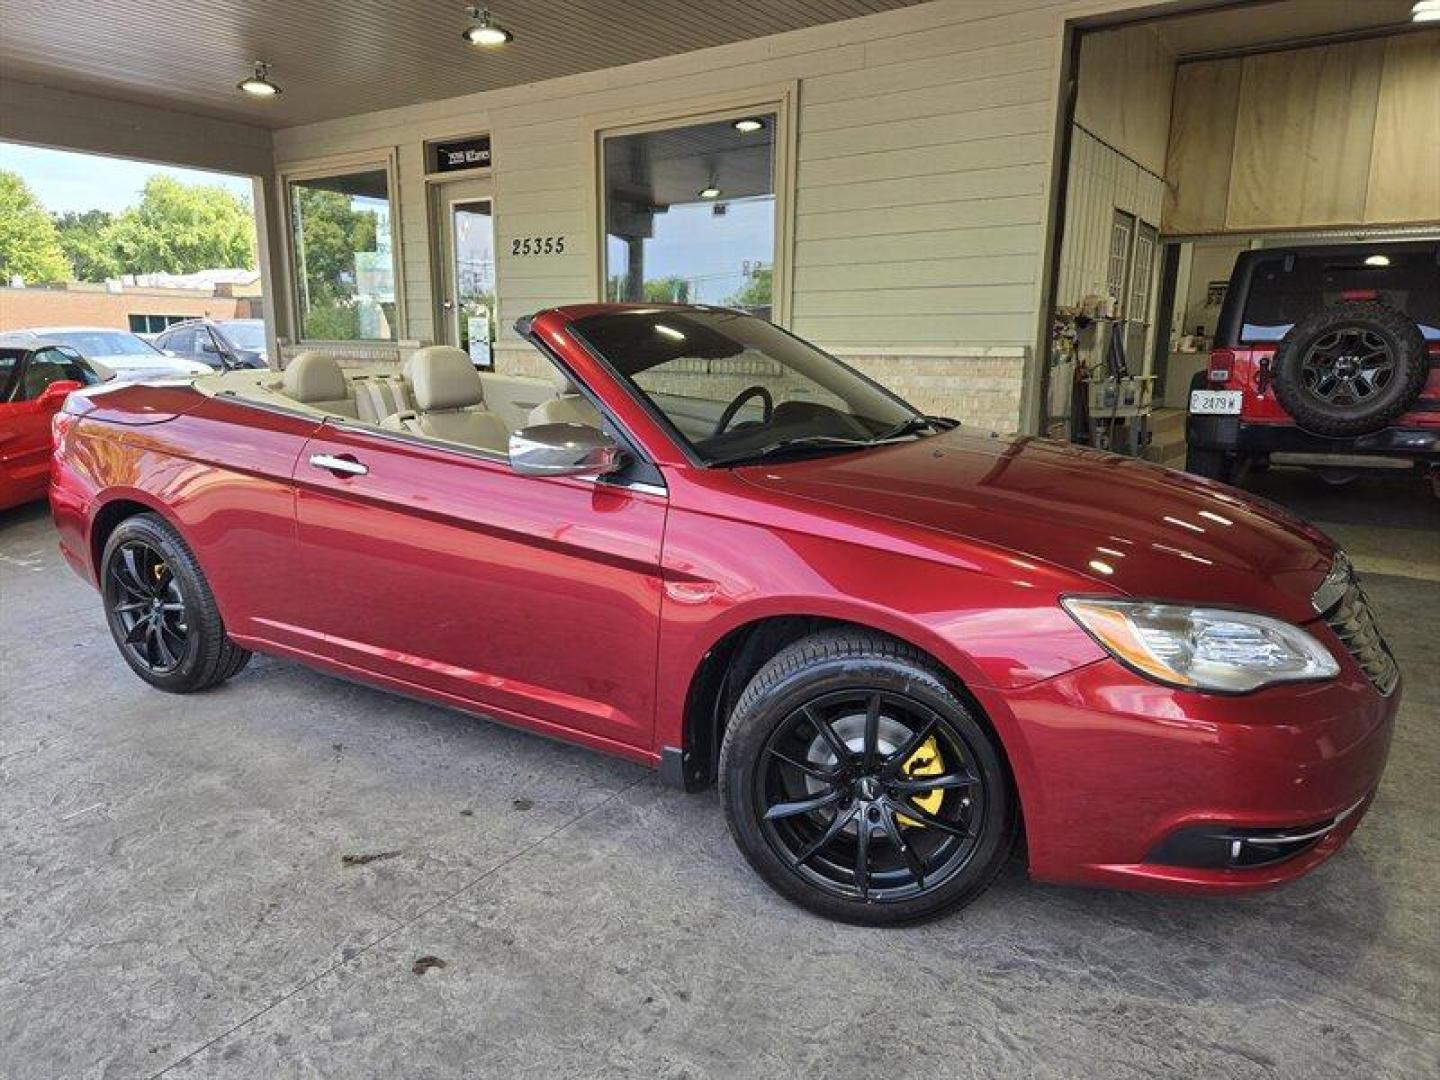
(511, 236, 566, 256)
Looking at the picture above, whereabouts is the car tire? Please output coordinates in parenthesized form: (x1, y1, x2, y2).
(1271, 302, 1428, 437)
(101, 513, 251, 693)
(1185, 446, 1238, 484)
(719, 630, 1016, 925)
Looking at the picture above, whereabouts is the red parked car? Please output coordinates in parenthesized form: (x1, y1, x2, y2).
(1186, 240, 1439, 492)
(51, 305, 1399, 924)
(0, 342, 104, 511)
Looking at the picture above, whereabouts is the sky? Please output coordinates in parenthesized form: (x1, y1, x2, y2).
(0, 141, 253, 215)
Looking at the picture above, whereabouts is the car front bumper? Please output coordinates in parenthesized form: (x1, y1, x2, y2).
(981, 657, 1398, 894)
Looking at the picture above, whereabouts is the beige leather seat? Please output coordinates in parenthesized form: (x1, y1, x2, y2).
(282, 351, 356, 417)
(354, 373, 412, 424)
(527, 366, 603, 429)
(382, 345, 509, 452)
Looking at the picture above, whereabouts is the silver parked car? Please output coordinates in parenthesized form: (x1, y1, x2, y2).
(1, 327, 212, 382)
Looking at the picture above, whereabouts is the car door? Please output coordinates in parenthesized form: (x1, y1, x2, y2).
(162, 327, 206, 367)
(289, 420, 668, 751)
(0, 348, 100, 506)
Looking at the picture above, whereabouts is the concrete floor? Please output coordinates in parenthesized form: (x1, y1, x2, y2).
(2, 469, 1436, 1080)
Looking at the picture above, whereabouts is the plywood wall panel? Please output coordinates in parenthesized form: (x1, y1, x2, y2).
(1161, 59, 1241, 234)
(1074, 24, 1176, 176)
(1365, 32, 1440, 224)
(1225, 40, 1385, 230)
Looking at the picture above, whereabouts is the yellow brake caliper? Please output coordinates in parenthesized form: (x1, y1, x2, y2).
(896, 735, 945, 828)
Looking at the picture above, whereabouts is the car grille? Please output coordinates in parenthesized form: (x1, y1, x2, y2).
(1323, 582, 1400, 696)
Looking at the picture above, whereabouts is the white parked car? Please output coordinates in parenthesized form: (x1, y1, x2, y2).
(1, 327, 212, 382)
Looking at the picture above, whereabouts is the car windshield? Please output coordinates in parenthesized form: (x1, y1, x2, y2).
(42, 330, 161, 357)
(1241, 247, 1440, 343)
(219, 321, 266, 350)
(567, 309, 928, 466)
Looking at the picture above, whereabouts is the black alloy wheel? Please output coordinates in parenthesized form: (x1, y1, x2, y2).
(756, 689, 985, 903)
(101, 513, 251, 692)
(720, 630, 1015, 925)
(1298, 327, 1396, 410)
(106, 539, 190, 673)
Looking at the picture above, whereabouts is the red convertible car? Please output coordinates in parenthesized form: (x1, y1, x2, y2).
(50, 305, 1399, 924)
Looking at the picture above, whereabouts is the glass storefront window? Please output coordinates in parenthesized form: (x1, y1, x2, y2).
(289, 168, 396, 340)
(602, 113, 777, 320)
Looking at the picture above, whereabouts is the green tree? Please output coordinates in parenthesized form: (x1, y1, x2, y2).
(54, 209, 120, 282)
(104, 175, 254, 275)
(0, 171, 72, 284)
(728, 266, 772, 311)
(643, 276, 691, 303)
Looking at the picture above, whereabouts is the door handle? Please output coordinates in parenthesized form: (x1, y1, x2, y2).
(309, 453, 368, 477)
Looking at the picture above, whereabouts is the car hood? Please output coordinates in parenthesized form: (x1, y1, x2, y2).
(735, 430, 1336, 624)
(103, 353, 211, 377)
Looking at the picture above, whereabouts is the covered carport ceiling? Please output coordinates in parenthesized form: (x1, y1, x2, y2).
(0, 0, 927, 127)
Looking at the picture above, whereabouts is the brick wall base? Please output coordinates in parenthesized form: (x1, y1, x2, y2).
(289, 340, 1028, 436)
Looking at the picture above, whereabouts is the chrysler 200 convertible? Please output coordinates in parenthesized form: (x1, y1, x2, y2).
(50, 305, 1399, 924)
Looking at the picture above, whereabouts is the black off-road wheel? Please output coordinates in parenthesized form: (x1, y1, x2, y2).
(1271, 302, 1427, 437)
(101, 513, 251, 692)
(719, 631, 1016, 925)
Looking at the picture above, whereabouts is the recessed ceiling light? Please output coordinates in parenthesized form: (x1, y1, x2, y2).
(1414, 1, 1440, 21)
(1364, 254, 1391, 266)
(463, 6, 514, 45)
(237, 61, 281, 97)
(732, 118, 764, 133)
(698, 186, 722, 199)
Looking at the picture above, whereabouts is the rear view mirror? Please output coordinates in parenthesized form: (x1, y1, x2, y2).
(508, 423, 622, 478)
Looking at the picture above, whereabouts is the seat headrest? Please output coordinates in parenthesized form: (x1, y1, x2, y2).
(410, 345, 484, 411)
(283, 351, 347, 403)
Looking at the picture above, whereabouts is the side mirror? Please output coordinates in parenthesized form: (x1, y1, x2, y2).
(508, 423, 622, 478)
(38, 379, 82, 405)
(200, 341, 220, 354)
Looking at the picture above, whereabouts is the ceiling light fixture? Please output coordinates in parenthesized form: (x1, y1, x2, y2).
(732, 118, 764, 133)
(237, 61, 281, 97)
(463, 7, 514, 45)
(1414, 1, 1440, 21)
(698, 186, 722, 199)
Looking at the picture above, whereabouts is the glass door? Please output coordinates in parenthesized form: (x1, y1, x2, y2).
(433, 177, 497, 367)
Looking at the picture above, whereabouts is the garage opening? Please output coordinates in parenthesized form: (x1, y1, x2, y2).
(0, 141, 270, 370)
(1046, 0, 1438, 504)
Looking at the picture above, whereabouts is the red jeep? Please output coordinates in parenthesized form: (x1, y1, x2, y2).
(1186, 241, 1440, 494)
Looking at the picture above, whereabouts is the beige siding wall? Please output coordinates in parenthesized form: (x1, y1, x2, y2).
(1055, 127, 1166, 311)
(271, 0, 1175, 433)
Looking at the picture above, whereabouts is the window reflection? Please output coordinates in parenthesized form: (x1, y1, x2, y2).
(603, 114, 776, 319)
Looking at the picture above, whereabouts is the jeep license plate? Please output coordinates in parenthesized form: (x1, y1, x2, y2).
(1190, 389, 1242, 415)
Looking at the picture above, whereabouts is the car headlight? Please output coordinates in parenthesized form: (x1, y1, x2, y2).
(1062, 598, 1339, 693)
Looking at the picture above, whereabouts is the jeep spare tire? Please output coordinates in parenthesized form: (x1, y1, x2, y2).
(1271, 302, 1428, 437)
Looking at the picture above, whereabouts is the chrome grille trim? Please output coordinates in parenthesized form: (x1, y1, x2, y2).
(1325, 581, 1400, 696)
(1311, 551, 1353, 615)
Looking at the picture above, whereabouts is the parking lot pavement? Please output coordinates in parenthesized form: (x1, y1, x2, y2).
(2, 472, 1437, 1080)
